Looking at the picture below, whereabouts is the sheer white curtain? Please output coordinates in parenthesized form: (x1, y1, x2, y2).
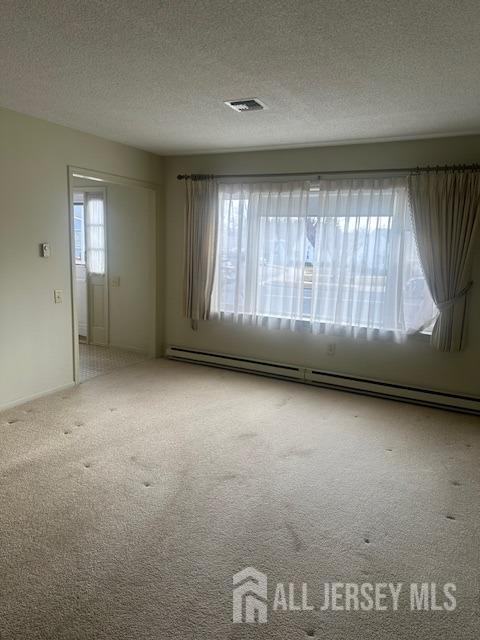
(211, 181, 311, 330)
(211, 177, 436, 339)
(85, 191, 106, 275)
(310, 177, 436, 339)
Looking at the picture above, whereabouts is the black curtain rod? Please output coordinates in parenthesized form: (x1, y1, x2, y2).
(177, 163, 480, 181)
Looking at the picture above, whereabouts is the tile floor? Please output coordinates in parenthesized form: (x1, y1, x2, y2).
(79, 343, 149, 382)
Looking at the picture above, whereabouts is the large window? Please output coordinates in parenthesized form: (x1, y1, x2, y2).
(211, 178, 437, 338)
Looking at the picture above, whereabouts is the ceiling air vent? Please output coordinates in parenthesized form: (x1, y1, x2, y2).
(224, 98, 267, 112)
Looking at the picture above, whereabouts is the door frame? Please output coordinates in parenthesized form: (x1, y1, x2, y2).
(67, 166, 159, 383)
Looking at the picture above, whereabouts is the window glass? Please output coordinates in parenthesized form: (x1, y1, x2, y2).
(212, 179, 437, 337)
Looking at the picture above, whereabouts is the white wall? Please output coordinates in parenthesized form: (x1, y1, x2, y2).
(0, 107, 162, 409)
(164, 136, 480, 398)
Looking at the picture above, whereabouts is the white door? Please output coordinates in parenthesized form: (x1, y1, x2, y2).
(84, 189, 108, 346)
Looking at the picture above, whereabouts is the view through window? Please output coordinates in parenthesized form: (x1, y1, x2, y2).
(73, 195, 85, 265)
(212, 179, 437, 336)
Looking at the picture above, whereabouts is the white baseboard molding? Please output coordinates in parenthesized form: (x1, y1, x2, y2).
(166, 346, 480, 415)
(0, 382, 76, 412)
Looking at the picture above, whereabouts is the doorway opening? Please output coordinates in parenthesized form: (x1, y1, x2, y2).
(69, 169, 157, 382)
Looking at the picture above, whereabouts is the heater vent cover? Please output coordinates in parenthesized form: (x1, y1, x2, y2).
(224, 98, 267, 112)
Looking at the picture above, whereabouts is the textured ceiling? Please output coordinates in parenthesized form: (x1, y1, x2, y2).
(1, 0, 480, 154)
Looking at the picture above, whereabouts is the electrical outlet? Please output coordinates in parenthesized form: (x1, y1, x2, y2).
(327, 343, 336, 356)
(54, 289, 63, 304)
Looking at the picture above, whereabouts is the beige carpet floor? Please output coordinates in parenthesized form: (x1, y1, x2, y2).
(0, 359, 478, 639)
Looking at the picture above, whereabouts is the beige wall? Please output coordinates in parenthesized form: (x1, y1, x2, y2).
(0, 107, 162, 409)
(164, 136, 480, 397)
(107, 183, 156, 354)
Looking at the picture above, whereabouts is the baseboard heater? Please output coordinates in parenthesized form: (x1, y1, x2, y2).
(165, 346, 480, 415)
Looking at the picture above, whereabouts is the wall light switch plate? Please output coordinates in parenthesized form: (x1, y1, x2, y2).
(111, 276, 120, 287)
(54, 289, 63, 304)
(40, 242, 51, 257)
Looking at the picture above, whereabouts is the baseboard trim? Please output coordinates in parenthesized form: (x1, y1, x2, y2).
(0, 382, 76, 412)
(166, 346, 480, 415)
